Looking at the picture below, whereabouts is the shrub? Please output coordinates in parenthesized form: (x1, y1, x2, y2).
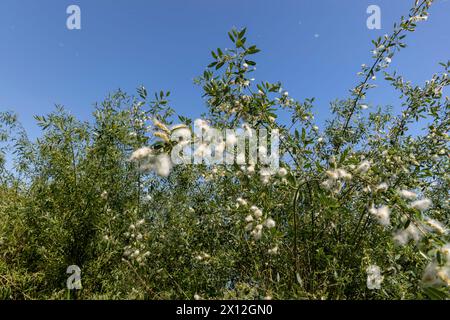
(0, 0, 448, 300)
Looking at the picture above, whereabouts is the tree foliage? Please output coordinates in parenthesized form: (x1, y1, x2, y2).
(0, 0, 449, 300)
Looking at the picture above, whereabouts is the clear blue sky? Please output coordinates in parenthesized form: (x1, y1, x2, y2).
(1, 0, 449, 140)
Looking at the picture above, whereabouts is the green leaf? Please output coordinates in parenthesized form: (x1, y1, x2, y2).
(423, 287, 448, 300)
(238, 28, 246, 39)
(137, 86, 147, 99)
(216, 61, 225, 69)
(404, 220, 411, 229)
(247, 46, 260, 54)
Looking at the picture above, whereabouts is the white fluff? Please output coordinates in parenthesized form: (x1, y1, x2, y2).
(366, 265, 383, 290)
(410, 198, 432, 211)
(265, 218, 276, 229)
(130, 147, 153, 162)
(424, 218, 447, 235)
(154, 153, 172, 177)
(356, 160, 371, 174)
(369, 205, 391, 227)
(278, 168, 288, 177)
(398, 189, 418, 200)
(393, 223, 423, 246)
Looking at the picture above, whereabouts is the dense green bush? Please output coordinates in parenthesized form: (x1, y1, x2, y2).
(0, 0, 448, 300)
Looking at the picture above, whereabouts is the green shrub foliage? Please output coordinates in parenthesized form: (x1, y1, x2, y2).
(0, 0, 449, 300)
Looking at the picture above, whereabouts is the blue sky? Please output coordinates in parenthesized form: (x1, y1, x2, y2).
(1, 0, 449, 140)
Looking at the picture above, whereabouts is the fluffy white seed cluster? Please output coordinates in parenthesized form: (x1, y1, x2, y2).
(194, 252, 211, 263)
(321, 168, 352, 193)
(129, 146, 153, 162)
(375, 182, 389, 192)
(238, 164, 288, 186)
(322, 160, 372, 193)
(410, 198, 433, 211)
(101, 190, 108, 200)
(259, 167, 273, 185)
(369, 205, 391, 227)
(268, 246, 279, 255)
(236, 197, 248, 208)
(393, 190, 438, 245)
(422, 244, 450, 287)
(194, 294, 202, 300)
(397, 189, 418, 200)
(423, 217, 448, 235)
(123, 219, 149, 266)
(393, 223, 422, 245)
(129, 118, 176, 177)
(392, 192, 436, 245)
(366, 265, 384, 290)
(278, 167, 288, 178)
(237, 199, 276, 241)
(356, 160, 371, 174)
(130, 147, 172, 177)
